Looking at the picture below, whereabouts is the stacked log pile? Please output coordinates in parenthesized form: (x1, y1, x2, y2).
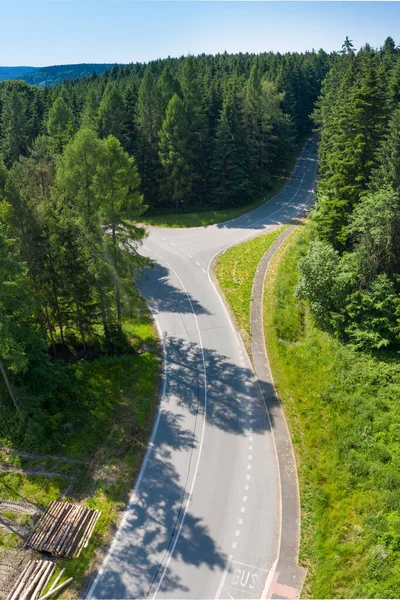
(25, 502, 100, 558)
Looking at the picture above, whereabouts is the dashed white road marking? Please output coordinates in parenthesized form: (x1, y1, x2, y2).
(235, 530, 240, 537)
(249, 446, 253, 451)
(245, 485, 249, 491)
(232, 542, 237, 549)
(241, 507, 246, 513)
(180, 248, 185, 252)
(248, 455, 253, 460)
(246, 474, 251, 481)
(202, 268, 206, 274)
(161, 237, 166, 241)
(170, 242, 176, 246)
(247, 465, 252, 470)
(187, 253, 192, 258)
(196, 261, 200, 266)
(238, 518, 243, 525)
(243, 496, 248, 502)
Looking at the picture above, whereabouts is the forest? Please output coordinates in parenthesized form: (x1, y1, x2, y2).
(298, 36, 400, 350)
(0, 49, 329, 445)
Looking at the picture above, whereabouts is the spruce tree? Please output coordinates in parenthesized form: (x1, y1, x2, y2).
(159, 94, 192, 212)
(1, 87, 30, 166)
(98, 82, 128, 147)
(46, 95, 74, 153)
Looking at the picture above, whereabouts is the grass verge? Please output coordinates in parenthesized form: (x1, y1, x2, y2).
(264, 225, 400, 598)
(141, 142, 305, 228)
(215, 226, 286, 354)
(0, 305, 160, 598)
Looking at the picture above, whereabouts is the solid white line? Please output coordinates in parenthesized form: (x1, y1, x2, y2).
(231, 559, 269, 572)
(261, 560, 278, 600)
(151, 258, 208, 599)
(214, 555, 233, 600)
(85, 320, 168, 600)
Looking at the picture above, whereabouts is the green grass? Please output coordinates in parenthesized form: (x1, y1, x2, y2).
(141, 141, 305, 228)
(263, 225, 400, 598)
(215, 226, 287, 352)
(0, 307, 160, 598)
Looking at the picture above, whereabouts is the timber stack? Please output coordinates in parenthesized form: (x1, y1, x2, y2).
(25, 501, 100, 558)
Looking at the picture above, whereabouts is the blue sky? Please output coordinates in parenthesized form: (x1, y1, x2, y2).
(1, 1, 399, 67)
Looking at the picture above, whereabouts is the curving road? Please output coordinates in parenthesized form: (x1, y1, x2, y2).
(87, 139, 318, 600)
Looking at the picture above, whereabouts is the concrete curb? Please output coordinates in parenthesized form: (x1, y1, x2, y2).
(250, 224, 307, 600)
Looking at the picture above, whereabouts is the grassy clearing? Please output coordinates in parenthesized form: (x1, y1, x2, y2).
(0, 306, 160, 597)
(142, 142, 305, 228)
(215, 227, 286, 353)
(264, 225, 400, 598)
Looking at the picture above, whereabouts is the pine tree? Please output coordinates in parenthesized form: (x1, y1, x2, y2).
(211, 85, 251, 207)
(98, 82, 128, 147)
(1, 87, 30, 166)
(81, 86, 99, 129)
(94, 135, 146, 329)
(179, 56, 209, 202)
(159, 94, 192, 211)
(46, 95, 74, 153)
(135, 66, 162, 206)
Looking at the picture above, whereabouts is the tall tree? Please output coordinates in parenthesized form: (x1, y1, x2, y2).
(159, 94, 192, 211)
(98, 82, 128, 147)
(1, 87, 30, 166)
(46, 95, 74, 153)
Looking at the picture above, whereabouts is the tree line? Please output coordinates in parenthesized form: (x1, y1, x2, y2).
(0, 49, 329, 439)
(298, 37, 400, 350)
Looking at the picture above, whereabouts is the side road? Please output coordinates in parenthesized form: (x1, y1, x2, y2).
(251, 224, 306, 600)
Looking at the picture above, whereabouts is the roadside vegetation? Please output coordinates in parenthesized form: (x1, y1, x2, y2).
(0, 303, 160, 597)
(215, 226, 286, 352)
(264, 225, 400, 598)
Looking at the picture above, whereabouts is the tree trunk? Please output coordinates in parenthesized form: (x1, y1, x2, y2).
(0, 358, 27, 424)
(111, 220, 122, 332)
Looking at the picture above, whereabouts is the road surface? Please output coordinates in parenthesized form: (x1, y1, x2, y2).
(87, 139, 318, 600)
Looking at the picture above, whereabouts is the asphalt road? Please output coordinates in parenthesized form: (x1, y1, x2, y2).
(87, 139, 318, 600)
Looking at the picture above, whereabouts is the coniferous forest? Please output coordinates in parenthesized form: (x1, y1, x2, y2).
(299, 37, 400, 350)
(0, 50, 330, 443)
(1, 38, 400, 444)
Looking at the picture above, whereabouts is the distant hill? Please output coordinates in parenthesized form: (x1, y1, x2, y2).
(17, 64, 116, 87)
(0, 66, 37, 82)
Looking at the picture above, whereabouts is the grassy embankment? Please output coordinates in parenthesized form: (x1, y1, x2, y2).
(141, 142, 305, 228)
(215, 226, 287, 354)
(216, 224, 400, 598)
(0, 305, 160, 598)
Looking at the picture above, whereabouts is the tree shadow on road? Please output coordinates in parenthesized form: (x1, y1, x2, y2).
(138, 263, 211, 317)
